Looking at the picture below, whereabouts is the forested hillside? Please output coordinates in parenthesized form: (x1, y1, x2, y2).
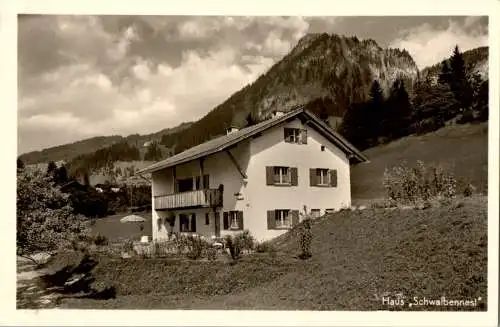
(18, 34, 488, 188)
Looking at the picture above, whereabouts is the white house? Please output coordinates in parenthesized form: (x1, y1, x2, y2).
(136, 107, 368, 242)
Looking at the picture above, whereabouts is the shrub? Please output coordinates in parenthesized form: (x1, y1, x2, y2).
(185, 235, 208, 260)
(204, 246, 217, 261)
(463, 183, 476, 197)
(224, 235, 242, 261)
(93, 234, 109, 246)
(122, 239, 134, 253)
(224, 230, 256, 260)
(17, 169, 90, 264)
(234, 230, 255, 252)
(172, 233, 187, 255)
(383, 161, 457, 204)
(298, 218, 313, 260)
(457, 109, 475, 124)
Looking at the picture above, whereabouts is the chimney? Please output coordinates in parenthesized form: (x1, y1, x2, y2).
(272, 111, 285, 118)
(226, 126, 239, 135)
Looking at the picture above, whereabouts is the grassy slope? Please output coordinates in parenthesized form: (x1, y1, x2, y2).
(60, 197, 487, 310)
(351, 122, 488, 202)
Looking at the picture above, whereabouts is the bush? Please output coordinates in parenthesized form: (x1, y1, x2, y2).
(234, 230, 255, 252)
(185, 235, 208, 260)
(93, 234, 109, 246)
(204, 246, 217, 261)
(224, 230, 256, 261)
(457, 109, 475, 124)
(17, 169, 90, 262)
(463, 183, 476, 197)
(298, 218, 312, 260)
(383, 161, 457, 204)
(224, 235, 242, 261)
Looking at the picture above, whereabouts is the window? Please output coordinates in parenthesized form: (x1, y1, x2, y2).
(284, 128, 307, 144)
(275, 210, 291, 228)
(267, 210, 299, 229)
(321, 145, 325, 151)
(325, 208, 335, 214)
(223, 211, 243, 230)
(316, 169, 330, 186)
(274, 166, 290, 184)
(267, 166, 298, 186)
(180, 213, 196, 232)
(311, 209, 321, 219)
(205, 212, 210, 225)
(230, 212, 239, 229)
(310, 168, 337, 187)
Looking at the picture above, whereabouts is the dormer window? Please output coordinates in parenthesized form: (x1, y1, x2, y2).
(284, 128, 307, 144)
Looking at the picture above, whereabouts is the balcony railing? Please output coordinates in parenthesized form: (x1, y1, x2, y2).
(154, 188, 223, 210)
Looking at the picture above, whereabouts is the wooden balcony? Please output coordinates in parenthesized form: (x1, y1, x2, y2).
(154, 188, 223, 210)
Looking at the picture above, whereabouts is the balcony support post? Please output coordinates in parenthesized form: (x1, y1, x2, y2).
(199, 157, 205, 189)
(172, 166, 177, 193)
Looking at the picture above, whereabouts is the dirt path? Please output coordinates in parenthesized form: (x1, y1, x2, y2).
(16, 256, 60, 309)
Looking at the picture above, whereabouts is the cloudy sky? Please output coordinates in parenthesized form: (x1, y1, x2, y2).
(17, 15, 488, 154)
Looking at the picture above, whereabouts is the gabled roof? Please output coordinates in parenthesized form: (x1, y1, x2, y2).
(136, 107, 368, 175)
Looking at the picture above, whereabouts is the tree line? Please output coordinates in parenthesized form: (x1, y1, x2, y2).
(338, 45, 488, 151)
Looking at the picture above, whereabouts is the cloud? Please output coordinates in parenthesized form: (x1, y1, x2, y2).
(17, 15, 329, 154)
(389, 17, 488, 68)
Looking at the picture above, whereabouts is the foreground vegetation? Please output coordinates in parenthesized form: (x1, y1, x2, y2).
(25, 195, 485, 311)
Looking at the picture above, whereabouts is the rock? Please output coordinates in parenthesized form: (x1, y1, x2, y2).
(358, 205, 367, 210)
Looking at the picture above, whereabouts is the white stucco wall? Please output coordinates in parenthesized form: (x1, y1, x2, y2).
(241, 118, 351, 241)
(151, 118, 351, 242)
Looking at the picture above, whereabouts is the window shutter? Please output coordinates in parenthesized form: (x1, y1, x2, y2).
(191, 213, 197, 232)
(309, 168, 317, 186)
(291, 210, 299, 226)
(223, 212, 229, 230)
(300, 129, 307, 144)
(330, 169, 338, 187)
(267, 210, 275, 230)
(237, 211, 244, 230)
(291, 167, 298, 186)
(266, 166, 274, 185)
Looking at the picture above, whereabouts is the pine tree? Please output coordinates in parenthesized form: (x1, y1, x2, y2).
(144, 141, 163, 161)
(411, 81, 459, 134)
(384, 78, 413, 139)
(54, 166, 69, 185)
(449, 45, 473, 110)
(438, 61, 452, 85)
(47, 161, 57, 176)
(369, 80, 384, 107)
(367, 80, 385, 145)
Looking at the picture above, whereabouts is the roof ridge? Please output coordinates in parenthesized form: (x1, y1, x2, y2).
(136, 107, 366, 175)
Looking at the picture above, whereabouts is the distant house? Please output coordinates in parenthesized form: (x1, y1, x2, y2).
(136, 107, 368, 242)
